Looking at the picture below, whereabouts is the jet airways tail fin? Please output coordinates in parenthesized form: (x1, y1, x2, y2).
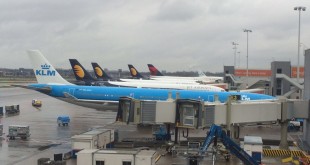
(147, 64, 164, 76)
(91, 62, 112, 80)
(128, 64, 144, 79)
(69, 59, 96, 81)
(27, 50, 72, 85)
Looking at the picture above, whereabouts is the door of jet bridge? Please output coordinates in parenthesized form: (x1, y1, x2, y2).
(116, 97, 135, 124)
(175, 99, 203, 144)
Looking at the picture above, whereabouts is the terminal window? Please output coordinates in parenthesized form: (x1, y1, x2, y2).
(96, 160, 105, 165)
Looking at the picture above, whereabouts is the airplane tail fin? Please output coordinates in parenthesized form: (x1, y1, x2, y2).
(198, 70, 207, 77)
(27, 50, 72, 85)
(128, 64, 144, 79)
(147, 64, 164, 76)
(69, 59, 96, 81)
(91, 62, 112, 80)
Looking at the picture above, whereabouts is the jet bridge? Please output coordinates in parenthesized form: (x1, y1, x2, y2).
(116, 97, 176, 125)
(115, 96, 309, 149)
(116, 97, 309, 127)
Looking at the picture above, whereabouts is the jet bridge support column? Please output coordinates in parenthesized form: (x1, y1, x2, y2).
(226, 96, 239, 139)
(279, 98, 289, 150)
(226, 96, 232, 137)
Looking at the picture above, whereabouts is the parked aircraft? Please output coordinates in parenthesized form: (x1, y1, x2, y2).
(26, 50, 276, 110)
(129, 64, 203, 84)
(119, 78, 199, 85)
(107, 80, 226, 92)
(147, 64, 223, 83)
(74, 61, 197, 88)
(69, 59, 216, 92)
(88, 64, 222, 91)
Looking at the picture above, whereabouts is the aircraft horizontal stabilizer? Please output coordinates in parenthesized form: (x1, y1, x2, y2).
(12, 84, 52, 94)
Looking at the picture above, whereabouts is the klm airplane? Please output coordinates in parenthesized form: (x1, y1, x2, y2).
(26, 50, 276, 110)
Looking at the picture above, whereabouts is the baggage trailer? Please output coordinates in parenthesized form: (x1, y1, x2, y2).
(7, 125, 30, 140)
(5, 105, 20, 114)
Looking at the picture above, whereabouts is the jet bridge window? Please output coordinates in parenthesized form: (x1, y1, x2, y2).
(122, 161, 131, 165)
(182, 105, 195, 126)
(96, 160, 105, 165)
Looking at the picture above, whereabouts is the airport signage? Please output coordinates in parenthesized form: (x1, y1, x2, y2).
(235, 67, 304, 78)
(291, 67, 304, 78)
(235, 69, 271, 77)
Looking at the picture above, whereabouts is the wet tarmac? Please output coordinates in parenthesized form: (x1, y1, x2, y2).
(0, 87, 117, 165)
(0, 87, 305, 165)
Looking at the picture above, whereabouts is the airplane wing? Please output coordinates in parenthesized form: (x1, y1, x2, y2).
(63, 92, 118, 105)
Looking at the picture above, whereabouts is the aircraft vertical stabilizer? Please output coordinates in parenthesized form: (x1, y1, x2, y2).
(69, 59, 96, 81)
(27, 50, 72, 85)
(198, 70, 207, 77)
(91, 62, 112, 80)
(128, 64, 144, 79)
(147, 64, 164, 76)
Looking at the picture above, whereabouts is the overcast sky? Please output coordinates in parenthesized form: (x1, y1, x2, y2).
(0, 0, 310, 72)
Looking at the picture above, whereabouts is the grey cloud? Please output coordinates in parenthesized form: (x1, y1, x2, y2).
(151, 0, 204, 21)
(0, 0, 310, 72)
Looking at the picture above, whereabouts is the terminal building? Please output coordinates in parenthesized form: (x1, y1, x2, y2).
(224, 62, 304, 99)
(224, 49, 309, 150)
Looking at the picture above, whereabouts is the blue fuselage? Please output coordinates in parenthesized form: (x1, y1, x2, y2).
(28, 84, 276, 103)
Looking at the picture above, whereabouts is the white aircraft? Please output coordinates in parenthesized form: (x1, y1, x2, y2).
(147, 64, 223, 83)
(120, 78, 200, 85)
(108, 80, 226, 92)
(150, 76, 222, 84)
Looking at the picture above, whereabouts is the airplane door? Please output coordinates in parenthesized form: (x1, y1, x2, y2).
(208, 95, 214, 102)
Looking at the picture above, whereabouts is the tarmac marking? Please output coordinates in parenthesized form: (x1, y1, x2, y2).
(263, 149, 303, 157)
(263, 149, 310, 164)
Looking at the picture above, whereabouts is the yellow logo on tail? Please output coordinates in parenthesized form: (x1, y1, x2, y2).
(95, 67, 103, 77)
(74, 65, 85, 78)
(130, 68, 137, 76)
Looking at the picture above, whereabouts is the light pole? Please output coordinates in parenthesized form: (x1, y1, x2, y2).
(232, 42, 239, 68)
(294, 6, 306, 83)
(244, 29, 252, 87)
(237, 51, 241, 68)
